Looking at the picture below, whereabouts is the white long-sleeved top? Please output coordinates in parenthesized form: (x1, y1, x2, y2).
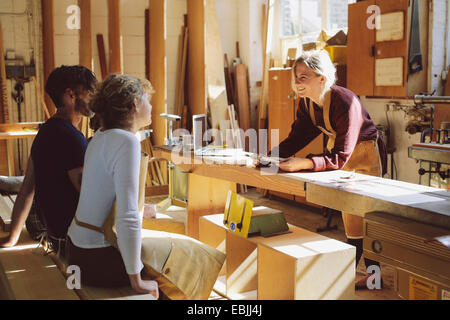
(67, 129, 144, 275)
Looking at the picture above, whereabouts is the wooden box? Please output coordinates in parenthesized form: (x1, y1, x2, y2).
(199, 214, 355, 300)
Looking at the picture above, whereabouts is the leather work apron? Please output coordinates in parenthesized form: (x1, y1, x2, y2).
(306, 92, 382, 239)
(74, 153, 225, 300)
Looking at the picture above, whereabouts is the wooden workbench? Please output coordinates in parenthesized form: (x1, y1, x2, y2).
(154, 146, 450, 238)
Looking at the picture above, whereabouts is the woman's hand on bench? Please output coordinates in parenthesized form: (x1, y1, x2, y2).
(0, 235, 18, 248)
(129, 273, 159, 299)
(143, 203, 157, 219)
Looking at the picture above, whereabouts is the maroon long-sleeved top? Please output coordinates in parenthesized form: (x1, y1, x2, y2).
(273, 85, 387, 174)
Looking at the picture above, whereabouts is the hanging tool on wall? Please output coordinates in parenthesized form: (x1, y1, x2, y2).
(408, 0, 422, 75)
(11, 80, 26, 173)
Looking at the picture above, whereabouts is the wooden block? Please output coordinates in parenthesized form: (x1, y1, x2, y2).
(199, 215, 227, 276)
(226, 231, 258, 295)
(187, 174, 236, 239)
(257, 227, 355, 300)
(234, 64, 251, 133)
(200, 214, 355, 300)
(142, 211, 186, 235)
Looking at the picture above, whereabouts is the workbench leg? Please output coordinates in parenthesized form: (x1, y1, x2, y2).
(6, 141, 15, 176)
(187, 174, 236, 239)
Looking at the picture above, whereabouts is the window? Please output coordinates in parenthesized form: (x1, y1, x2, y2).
(281, 0, 356, 43)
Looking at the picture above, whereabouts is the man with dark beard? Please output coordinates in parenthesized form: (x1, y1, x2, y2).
(0, 65, 97, 258)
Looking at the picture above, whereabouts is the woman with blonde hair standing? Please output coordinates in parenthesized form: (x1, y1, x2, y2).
(272, 50, 387, 289)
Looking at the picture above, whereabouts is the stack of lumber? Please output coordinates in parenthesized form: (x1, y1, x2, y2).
(141, 138, 166, 188)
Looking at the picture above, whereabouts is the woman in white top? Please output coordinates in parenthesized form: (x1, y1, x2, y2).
(66, 74, 158, 298)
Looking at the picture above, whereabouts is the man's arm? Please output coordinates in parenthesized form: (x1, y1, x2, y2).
(67, 167, 83, 192)
(0, 157, 36, 248)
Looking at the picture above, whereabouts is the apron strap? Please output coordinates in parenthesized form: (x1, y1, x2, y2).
(74, 216, 105, 234)
(306, 90, 336, 152)
(322, 90, 335, 136)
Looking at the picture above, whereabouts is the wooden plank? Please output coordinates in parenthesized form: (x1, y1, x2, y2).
(145, 184, 169, 196)
(0, 23, 9, 124)
(41, 0, 57, 116)
(31, 77, 51, 120)
(145, 9, 150, 81)
(205, 0, 228, 131)
(234, 64, 251, 133)
(6, 140, 15, 176)
(187, 173, 236, 239)
(0, 23, 11, 176)
(75, 284, 156, 300)
(224, 54, 234, 106)
(347, 0, 375, 96)
(108, 0, 122, 74)
(0, 122, 42, 133)
(187, 0, 207, 117)
(149, 0, 166, 147)
(226, 231, 258, 295)
(174, 26, 188, 118)
(0, 231, 80, 300)
(79, 0, 93, 70)
(96, 34, 108, 80)
(258, 0, 275, 130)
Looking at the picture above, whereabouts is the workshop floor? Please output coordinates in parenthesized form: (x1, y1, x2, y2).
(148, 187, 401, 300)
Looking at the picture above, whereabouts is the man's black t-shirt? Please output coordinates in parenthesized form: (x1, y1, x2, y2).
(31, 118, 88, 239)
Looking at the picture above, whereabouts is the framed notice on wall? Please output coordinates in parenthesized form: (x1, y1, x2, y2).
(376, 11, 404, 42)
(375, 57, 404, 87)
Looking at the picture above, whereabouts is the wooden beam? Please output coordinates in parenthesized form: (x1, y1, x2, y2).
(96, 34, 108, 80)
(205, 0, 228, 130)
(258, 0, 274, 130)
(145, 8, 150, 81)
(187, 0, 206, 117)
(149, 0, 166, 147)
(0, 23, 9, 124)
(108, 0, 122, 74)
(41, 0, 56, 116)
(0, 23, 10, 175)
(79, 0, 93, 70)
